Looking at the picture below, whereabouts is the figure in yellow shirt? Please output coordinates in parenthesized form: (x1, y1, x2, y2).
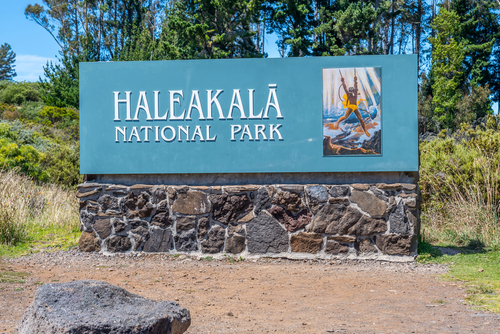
(333, 75, 371, 137)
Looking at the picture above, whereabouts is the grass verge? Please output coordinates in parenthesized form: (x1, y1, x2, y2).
(418, 240, 500, 313)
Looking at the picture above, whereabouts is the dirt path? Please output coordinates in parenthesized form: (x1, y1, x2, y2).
(1, 251, 499, 333)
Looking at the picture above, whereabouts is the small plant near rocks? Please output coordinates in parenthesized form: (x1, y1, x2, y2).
(201, 256, 214, 261)
(0, 269, 29, 283)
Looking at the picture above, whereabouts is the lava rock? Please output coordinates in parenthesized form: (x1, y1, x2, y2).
(290, 232, 322, 253)
(329, 185, 350, 198)
(93, 218, 112, 239)
(172, 191, 210, 215)
(325, 206, 362, 235)
(197, 217, 210, 240)
(143, 228, 172, 252)
(268, 206, 311, 232)
(306, 185, 328, 204)
(246, 212, 289, 253)
(209, 194, 253, 224)
(325, 240, 349, 255)
(254, 187, 271, 213)
(349, 190, 387, 217)
(80, 211, 95, 232)
(106, 235, 132, 253)
(200, 225, 225, 253)
(375, 234, 416, 256)
(19, 280, 190, 334)
(97, 194, 120, 212)
(271, 191, 302, 212)
(176, 216, 196, 233)
(347, 216, 387, 236)
(225, 234, 246, 254)
(355, 238, 378, 253)
(78, 231, 100, 252)
(174, 230, 198, 252)
(389, 201, 411, 235)
(151, 212, 174, 228)
(308, 201, 349, 233)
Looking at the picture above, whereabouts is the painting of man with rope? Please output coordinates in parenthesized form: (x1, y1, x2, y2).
(323, 67, 382, 156)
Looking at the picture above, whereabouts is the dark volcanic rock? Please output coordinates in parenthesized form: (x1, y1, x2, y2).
(225, 234, 246, 254)
(201, 225, 225, 253)
(325, 206, 362, 235)
(290, 232, 322, 253)
(268, 206, 311, 232)
(176, 216, 196, 233)
(143, 228, 172, 252)
(151, 186, 167, 204)
(19, 280, 190, 334)
(329, 185, 350, 198)
(347, 216, 387, 236)
(209, 194, 253, 224)
(355, 238, 378, 253)
(93, 218, 112, 239)
(306, 185, 328, 204)
(174, 230, 198, 252)
(151, 212, 174, 228)
(389, 201, 411, 235)
(246, 212, 289, 254)
(325, 240, 349, 255)
(375, 234, 416, 255)
(271, 191, 302, 212)
(106, 235, 132, 252)
(78, 231, 100, 252)
(80, 211, 95, 232)
(123, 192, 154, 219)
(254, 187, 271, 213)
(172, 191, 210, 215)
(308, 201, 349, 233)
(112, 219, 126, 233)
(97, 194, 120, 212)
(197, 217, 210, 240)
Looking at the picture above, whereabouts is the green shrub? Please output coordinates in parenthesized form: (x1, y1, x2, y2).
(0, 81, 40, 105)
(43, 145, 81, 187)
(38, 106, 78, 126)
(0, 138, 47, 181)
(18, 101, 45, 121)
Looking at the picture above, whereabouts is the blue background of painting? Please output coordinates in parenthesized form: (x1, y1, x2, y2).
(80, 55, 418, 174)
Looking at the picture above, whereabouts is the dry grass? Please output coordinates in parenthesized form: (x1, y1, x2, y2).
(421, 152, 500, 250)
(0, 170, 79, 246)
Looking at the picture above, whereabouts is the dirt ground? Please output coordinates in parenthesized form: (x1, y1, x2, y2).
(1, 251, 499, 334)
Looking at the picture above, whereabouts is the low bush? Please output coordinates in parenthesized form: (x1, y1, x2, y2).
(0, 81, 40, 105)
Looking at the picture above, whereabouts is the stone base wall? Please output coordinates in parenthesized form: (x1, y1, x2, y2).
(77, 182, 420, 260)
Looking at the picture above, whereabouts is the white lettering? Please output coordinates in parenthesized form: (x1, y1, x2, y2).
(169, 90, 185, 120)
(227, 89, 247, 120)
(178, 125, 189, 141)
(154, 126, 160, 142)
(115, 126, 127, 142)
(128, 126, 141, 142)
(248, 89, 262, 119)
(154, 91, 168, 120)
(161, 126, 176, 142)
(263, 87, 283, 119)
(206, 125, 216, 141)
(240, 124, 253, 141)
(269, 124, 283, 140)
(185, 90, 205, 120)
(191, 125, 204, 141)
(133, 91, 153, 121)
(114, 91, 131, 121)
(254, 124, 267, 140)
(207, 89, 224, 119)
(230, 125, 242, 141)
(140, 126, 153, 142)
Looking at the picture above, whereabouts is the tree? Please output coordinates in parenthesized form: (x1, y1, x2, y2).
(429, 8, 467, 130)
(0, 43, 17, 81)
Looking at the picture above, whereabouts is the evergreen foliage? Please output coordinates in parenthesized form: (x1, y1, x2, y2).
(0, 43, 17, 81)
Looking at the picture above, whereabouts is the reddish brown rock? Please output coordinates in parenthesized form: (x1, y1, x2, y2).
(268, 206, 311, 232)
(328, 236, 356, 243)
(325, 207, 362, 235)
(78, 231, 101, 252)
(375, 234, 416, 255)
(308, 201, 349, 233)
(290, 232, 322, 253)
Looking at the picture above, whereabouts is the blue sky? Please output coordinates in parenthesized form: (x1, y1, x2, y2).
(0, 0, 282, 82)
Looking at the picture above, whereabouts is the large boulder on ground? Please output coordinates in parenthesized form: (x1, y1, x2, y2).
(19, 280, 191, 334)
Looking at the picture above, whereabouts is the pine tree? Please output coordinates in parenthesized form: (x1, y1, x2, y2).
(0, 43, 17, 81)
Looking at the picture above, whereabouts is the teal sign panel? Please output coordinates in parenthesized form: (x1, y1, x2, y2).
(80, 55, 418, 174)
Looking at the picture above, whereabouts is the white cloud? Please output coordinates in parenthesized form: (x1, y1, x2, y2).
(14, 55, 57, 82)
